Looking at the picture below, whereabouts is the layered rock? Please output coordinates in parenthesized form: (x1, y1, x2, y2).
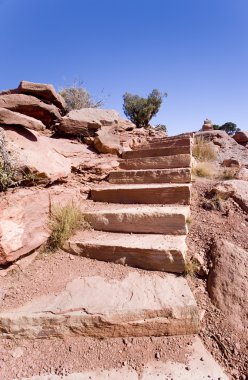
(58, 108, 119, 136)
(0, 107, 45, 131)
(17, 81, 66, 113)
(0, 94, 61, 128)
(0, 187, 82, 265)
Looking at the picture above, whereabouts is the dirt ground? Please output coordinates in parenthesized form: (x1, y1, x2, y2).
(187, 178, 248, 379)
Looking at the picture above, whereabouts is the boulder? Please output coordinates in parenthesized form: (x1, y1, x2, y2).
(58, 108, 119, 136)
(0, 107, 45, 131)
(0, 186, 81, 265)
(94, 127, 121, 154)
(211, 180, 248, 212)
(5, 128, 71, 183)
(233, 131, 248, 144)
(221, 158, 240, 168)
(118, 118, 135, 131)
(0, 94, 61, 128)
(17, 81, 66, 113)
(208, 239, 248, 332)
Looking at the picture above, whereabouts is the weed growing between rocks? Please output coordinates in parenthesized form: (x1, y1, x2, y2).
(184, 258, 199, 277)
(193, 136, 216, 161)
(192, 163, 214, 178)
(46, 203, 90, 252)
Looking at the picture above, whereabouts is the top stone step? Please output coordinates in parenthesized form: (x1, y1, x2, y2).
(122, 145, 191, 159)
(132, 136, 192, 150)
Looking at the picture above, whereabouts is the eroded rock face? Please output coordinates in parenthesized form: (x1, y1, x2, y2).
(18, 81, 66, 113)
(0, 187, 82, 265)
(5, 128, 71, 183)
(0, 107, 45, 131)
(0, 94, 61, 128)
(58, 108, 119, 136)
(208, 239, 248, 332)
(211, 180, 248, 212)
(94, 127, 121, 154)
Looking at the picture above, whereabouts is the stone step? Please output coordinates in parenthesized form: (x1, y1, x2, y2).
(18, 336, 228, 379)
(119, 154, 192, 170)
(132, 137, 191, 150)
(108, 168, 191, 184)
(84, 205, 190, 235)
(64, 230, 187, 273)
(91, 183, 191, 205)
(0, 271, 199, 339)
(122, 145, 191, 159)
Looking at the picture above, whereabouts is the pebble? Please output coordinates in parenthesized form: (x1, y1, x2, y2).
(155, 351, 160, 360)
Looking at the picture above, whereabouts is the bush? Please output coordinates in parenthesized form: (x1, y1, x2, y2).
(60, 80, 104, 112)
(155, 124, 167, 133)
(46, 203, 90, 252)
(123, 89, 166, 128)
(213, 122, 240, 135)
(193, 136, 216, 161)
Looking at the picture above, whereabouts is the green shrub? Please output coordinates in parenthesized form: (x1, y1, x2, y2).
(123, 89, 166, 128)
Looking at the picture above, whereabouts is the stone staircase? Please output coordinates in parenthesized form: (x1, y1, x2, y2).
(0, 134, 229, 379)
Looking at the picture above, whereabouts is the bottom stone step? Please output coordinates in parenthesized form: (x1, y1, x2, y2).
(18, 337, 228, 380)
(0, 272, 199, 339)
(64, 231, 187, 273)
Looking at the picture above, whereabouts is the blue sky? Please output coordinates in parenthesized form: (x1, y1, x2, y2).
(0, 0, 248, 135)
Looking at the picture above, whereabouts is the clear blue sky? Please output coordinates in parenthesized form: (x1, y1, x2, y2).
(0, 0, 248, 135)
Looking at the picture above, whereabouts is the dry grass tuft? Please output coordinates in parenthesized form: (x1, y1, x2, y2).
(184, 258, 199, 277)
(46, 203, 90, 252)
(193, 136, 216, 161)
(192, 162, 214, 178)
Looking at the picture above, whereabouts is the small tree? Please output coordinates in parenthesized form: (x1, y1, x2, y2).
(213, 122, 240, 135)
(60, 81, 104, 112)
(155, 124, 167, 134)
(123, 89, 166, 128)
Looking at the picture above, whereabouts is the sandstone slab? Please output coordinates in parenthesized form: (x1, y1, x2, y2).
(119, 154, 192, 170)
(208, 239, 248, 332)
(132, 136, 191, 150)
(0, 271, 199, 338)
(5, 128, 71, 182)
(18, 81, 66, 112)
(0, 107, 45, 131)
(65, 230, 187, 273)
(122, 145, 191, 159)
(91, 184, 191, 205)
(58, 108, 119, 136)
(94, 127, 121, 154)
(108, 168, 191, 184)
(84, 206, 190, 235)
(0, 187, 81, 265)
(0, 94, 61, 128)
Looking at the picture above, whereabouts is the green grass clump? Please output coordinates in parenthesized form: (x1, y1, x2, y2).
(46, 203, 90, 252)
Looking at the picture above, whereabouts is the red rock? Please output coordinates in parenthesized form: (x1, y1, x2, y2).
(233, 131, 248, 144)
(208, 239, 248, 332)
(0, 94, 61, 128)
(58, 108, 119, 136)
(18, 81, 66, 113)
(94, 127, 121, 154)
(0, 107, 45, 131)
(0, 187, 82, 265)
